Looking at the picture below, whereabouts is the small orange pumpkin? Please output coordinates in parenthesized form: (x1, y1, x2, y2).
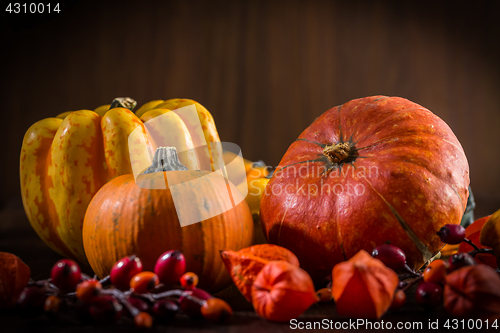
(82, 147, 254, 292)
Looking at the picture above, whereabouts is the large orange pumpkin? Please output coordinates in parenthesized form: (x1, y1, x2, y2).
(83, 147, 254, 292)
(260, 96, 469, 283)
(20, 98, 223, 263)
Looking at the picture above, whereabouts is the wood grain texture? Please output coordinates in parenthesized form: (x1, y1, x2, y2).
(1, 0, 499, 214)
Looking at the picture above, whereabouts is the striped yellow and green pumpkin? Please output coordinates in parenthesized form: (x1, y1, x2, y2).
(20, 98, 224, 264)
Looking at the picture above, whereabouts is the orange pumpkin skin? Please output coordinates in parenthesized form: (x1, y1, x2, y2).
(260, 96, 469, 283)
(83, 172, 254, 292)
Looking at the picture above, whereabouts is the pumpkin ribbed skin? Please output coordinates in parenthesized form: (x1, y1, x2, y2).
(20, 99, 223, 263)
(20, 108, 143, 263)
(83, 172, 254, 292)
(260, 96, 469, 283)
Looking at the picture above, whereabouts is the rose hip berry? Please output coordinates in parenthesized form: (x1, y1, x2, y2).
(371, 244, 407, 272)
(153, 299, 179, 322)
(44, 295, 62, 314)
(134, 312, 153, 329)
(316, 288, 333, 303)
(179, 288, 212, 318)
(50, 259, 81, 292)
(416, 282, 443, 309)
(76, 279, 102, 304)
(126, 296, 150, 316)
(154, 250, 186, 285)
(130, 272, 159, 294)
(17, 286, 46, 313)
(89, 295, 123, 324)
(448, 253, 476, 272)
(110, 255, 143, 290)
(390, 289, 406, 310)
(423, 260, 448, 285)
(437, 224, 466, 244)
(180, 272, 199, 290)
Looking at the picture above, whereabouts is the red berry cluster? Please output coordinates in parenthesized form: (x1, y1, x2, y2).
(371, 224, 497, 311)
(16, 250, 232, 328)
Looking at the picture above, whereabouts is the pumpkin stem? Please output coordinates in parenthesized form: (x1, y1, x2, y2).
(110, 97, 137, 111)
(323, 142, 356, 164)
(141, 147, 188, 174)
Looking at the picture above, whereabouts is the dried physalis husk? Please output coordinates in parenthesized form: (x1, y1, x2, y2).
(220, 244, 300, 301)
(251, 260, 318, 322)
(0, 252, 31, 309)
(444, 264, 500, 319)
(201, 298, 233, 323)
(332, 250, 399, 319)
(238, 244, 300, 266)
(457, 215, 496, 268)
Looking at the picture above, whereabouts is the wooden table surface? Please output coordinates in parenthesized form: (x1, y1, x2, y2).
(0, 198, 491, 332)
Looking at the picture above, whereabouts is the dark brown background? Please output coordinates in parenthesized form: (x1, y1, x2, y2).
(1, 1, 499, 331)
(1, 0, 500, 214)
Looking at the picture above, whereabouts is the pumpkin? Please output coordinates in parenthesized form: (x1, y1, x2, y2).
(260, 96, 469, 283)
(245, 163, 272, 244)
(20, 98, 223, 263)
(222, 152, 272, 245)
(82, 147, 254, 292)
(245, 162, 271, 214)
(222, 152, 272, 216)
